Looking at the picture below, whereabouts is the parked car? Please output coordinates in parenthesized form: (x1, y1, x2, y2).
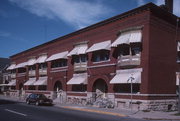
(26, 93, 53, 106)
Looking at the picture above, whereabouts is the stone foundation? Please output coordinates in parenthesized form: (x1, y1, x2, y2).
(115, 99, 178, 111)
(67, 96, 87, 105)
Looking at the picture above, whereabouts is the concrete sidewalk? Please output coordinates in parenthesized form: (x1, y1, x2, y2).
(1, 95, 180, 120)
(54, 103, 180, 120)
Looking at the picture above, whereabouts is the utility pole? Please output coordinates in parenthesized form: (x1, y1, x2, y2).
(128, 74, 135, 111)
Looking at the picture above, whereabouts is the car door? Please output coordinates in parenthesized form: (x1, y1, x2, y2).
(30, 94, 37, 103)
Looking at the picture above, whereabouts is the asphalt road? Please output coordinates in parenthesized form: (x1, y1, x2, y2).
(0, 99, 146, 121)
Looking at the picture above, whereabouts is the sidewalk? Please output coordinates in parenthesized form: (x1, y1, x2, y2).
(1, 95, 180, 120)
(54, 103, 180, 120)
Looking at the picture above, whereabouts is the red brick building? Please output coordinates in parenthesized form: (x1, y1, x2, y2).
(6, 3, 180, 110)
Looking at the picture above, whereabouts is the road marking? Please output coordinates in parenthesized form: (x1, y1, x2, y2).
(5, 109, 27, 116)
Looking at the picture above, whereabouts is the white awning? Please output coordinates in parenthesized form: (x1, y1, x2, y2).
(24, 78, 36, 86)
(15, 62, 27, 69)
(7, 80, 16, 86)
(112, 32, 130, 46)
(67, 73, 87, 85)
(68, 45, 88, 56)
(0, 84, 8, 86)
(46, 51, 68, 61)
(177, 42, 180, 51)
(27, 58, 36, 66)
(7, 64, 16, 70)
(36, 55, 47, 63)
(110, 69, 142, 84)
(176, 73, 179, 85)
(86, 40, 111, 53)
(33, 76, 47, 85)
(112, 30, 142, 47)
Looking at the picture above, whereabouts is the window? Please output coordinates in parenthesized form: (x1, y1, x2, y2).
(113, 84, 140, 93)
(28, 86, 35, 90)
(72, 85, 87, 92)
(28, 65, 36, 71)
(177, 52, 180, 62)
(18, 68, 26, 73)
(73, 55, 87, 63)
(51, 59, 67, 68)
(117, 44, 141, 57)
(11, 69, 16, 74)
(39, 63, 47, 69)
(92, 51, 109, 62)
(131, 47, 141, 56)
(38, 85, 47, 90)
(118, 45, 130, 56)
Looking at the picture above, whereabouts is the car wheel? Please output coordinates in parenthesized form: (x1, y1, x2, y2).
(26, 100, 30, 104)
(35, 101, 39, 106)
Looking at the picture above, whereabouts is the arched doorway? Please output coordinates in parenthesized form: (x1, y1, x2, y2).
(19, 83, 23, 97)
(92, 79, 108, 99)
(54, 81, 62, 92)
(53, 81, 62, 99)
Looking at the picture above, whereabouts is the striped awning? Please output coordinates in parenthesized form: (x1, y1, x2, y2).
(112, 30, 142, 47)
(86, 40, 111, 53)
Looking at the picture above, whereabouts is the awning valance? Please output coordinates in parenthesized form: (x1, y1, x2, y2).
(176, 73, 180, 85)
(24, 78, 36, 86)
(46, 51, 68, 61)
(111, 30, 142, 47)
(27, 58, 36, 66)
(177, 42, 180, 51)
(67, 73, 87, 85)
(33, 76, 47, 85)
(36, 55, 47, 63)
(15, 62, 27, 69)
(68, 45, 88, 56)
(7, 80, 16, 86)
(7, 64, 16, 70)
(86, 40, 111, 53)
(110, 68, 142, 84)
(0, 84, 8, 86)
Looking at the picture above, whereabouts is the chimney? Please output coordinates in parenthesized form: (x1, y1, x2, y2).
(165, 0, 173, 13)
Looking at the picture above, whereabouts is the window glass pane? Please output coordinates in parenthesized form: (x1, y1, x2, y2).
(119, 46, 130, 56)
(132, 47, 140, 55)
(81, 55, 87, 62)
(92, 51, 109, 62)
(51, 59, 67, 68)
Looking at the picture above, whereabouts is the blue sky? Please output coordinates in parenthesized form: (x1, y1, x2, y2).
(0, 0, 179, 58)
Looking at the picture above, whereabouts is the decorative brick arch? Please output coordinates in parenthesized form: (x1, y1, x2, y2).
(89, 75, 109, 92)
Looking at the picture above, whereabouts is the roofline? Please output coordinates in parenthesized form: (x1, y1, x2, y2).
(10, 2, 178, 58)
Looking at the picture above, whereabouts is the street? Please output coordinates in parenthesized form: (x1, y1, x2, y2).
(0, 99, 147, 121)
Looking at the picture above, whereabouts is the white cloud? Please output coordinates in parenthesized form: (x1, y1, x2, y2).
(154, 0, 164, 6)
(173, 0, 180, 16)
(0, 31, 11, 37)
(136, 0, 146, 6)
(9, 0, 112, 29)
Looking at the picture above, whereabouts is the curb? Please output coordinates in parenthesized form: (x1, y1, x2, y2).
(143, 118, 180, 120)
(60, 106, 127, 117)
